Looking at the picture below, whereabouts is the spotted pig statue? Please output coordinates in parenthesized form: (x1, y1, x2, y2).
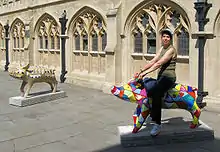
(9, 64, 58, 98)
(111, 76, 206, 134)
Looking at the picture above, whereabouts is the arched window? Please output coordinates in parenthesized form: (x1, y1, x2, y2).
(37, 15, 60, 51)
(71, 11, 107, 52)
(11, 20, 25, 50)
(130, 4, 190, 56)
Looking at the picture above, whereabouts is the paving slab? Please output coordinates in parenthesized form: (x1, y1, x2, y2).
(0, 141, 14, 152)
(9, 90, 67, 107)
(118, 117, 214, 147)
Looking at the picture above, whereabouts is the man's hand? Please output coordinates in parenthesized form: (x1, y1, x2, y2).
(134, 72, 139, 78)
(139, 73, 146, 79)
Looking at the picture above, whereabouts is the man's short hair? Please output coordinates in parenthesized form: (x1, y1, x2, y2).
(161, 28, 173, 39)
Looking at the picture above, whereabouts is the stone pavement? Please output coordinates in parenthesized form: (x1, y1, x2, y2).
(0, 70, 220, 152)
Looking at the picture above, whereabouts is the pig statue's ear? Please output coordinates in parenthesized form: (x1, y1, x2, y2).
(22, 64, 30, 70)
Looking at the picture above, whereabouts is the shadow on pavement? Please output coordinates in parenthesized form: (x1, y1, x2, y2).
(97, 139, 220, 152)
(97, 116, 218, 152)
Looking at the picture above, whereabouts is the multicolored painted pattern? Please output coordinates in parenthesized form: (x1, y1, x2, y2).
(111, 77, 201, 133)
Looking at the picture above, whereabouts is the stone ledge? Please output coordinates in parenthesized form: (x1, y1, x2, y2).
(204, 96, 220, 104)
(9, 90, 67, 107)
(118, 117, 214, 147)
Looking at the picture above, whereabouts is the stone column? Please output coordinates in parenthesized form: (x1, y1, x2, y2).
(59, 10, 68, 83)
(23, 23, 30, 64)
(102, 7, 120, 94)
(4, 21, 10, 71)
(24, 19, 34, 66)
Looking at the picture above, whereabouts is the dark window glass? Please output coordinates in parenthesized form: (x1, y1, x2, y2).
(51, 36, 55, 49)
(147, 31, 156, 54)
(178, 29, 189, 56)
(39, 36, 43, 49)
(83, 33, 88, 51)
(92, 33, 98, 51)
(134, 30, 143, 53)
(45, 36, 48, 49)
(75, 33, 80, 50)
(102, 31, 107, 51)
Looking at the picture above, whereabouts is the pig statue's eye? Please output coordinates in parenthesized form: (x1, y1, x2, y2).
(21, 72, 24, 74)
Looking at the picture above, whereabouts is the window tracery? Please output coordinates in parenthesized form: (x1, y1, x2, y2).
(37, 16, 60, 51)
(72, 11, 107, 52)
(131, 4, 189, 56)
(12, 21, 25, 50)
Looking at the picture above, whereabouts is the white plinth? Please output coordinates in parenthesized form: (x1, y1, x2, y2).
(118, 117, 214, 147)
(9, 90, 66, 107)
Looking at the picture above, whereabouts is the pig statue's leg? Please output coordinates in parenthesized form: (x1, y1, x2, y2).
(52, 81, 57, 93)
(47, 82, 54, 91)
(20, 81, 27, 97)
(132, 98, 150, 133)
(24, 82, 33, 98)
(178, 91, 201, 128)
(189, 101, 201, 128)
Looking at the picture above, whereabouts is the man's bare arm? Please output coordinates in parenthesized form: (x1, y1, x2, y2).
(141, 48, 162, 72)
(140, 48, 174, 77)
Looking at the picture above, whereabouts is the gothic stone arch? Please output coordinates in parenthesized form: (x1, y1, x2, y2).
(123, 2, 191, 84)
(34, 13, 60, 69)
(68, 6, 107, 75)
(10, 18, 26, 66)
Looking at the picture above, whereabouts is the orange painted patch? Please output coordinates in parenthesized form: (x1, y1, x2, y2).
(188, 91, 195, 98)
(119, 90, 124, 98)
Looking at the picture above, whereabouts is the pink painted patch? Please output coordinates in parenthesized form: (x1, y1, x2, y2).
(140, 89, 147, 97)
(132, 87, 136, 91)
(180, 86, 186, 91)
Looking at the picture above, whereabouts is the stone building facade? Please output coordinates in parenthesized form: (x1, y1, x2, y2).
(0, 0, 220, 102)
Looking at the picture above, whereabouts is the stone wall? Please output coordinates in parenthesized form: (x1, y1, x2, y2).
(0, 0, 220, 100)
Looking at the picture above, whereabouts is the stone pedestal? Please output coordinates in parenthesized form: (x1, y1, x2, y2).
(118, 117, 214, 147)
(9, 90, 66, 107)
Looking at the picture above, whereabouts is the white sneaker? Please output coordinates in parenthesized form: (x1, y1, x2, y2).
(150, 124, 161, 136)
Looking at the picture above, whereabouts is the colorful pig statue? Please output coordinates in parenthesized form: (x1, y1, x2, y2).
(111, 76, 204, 134)
(9, 64, 57, 98)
